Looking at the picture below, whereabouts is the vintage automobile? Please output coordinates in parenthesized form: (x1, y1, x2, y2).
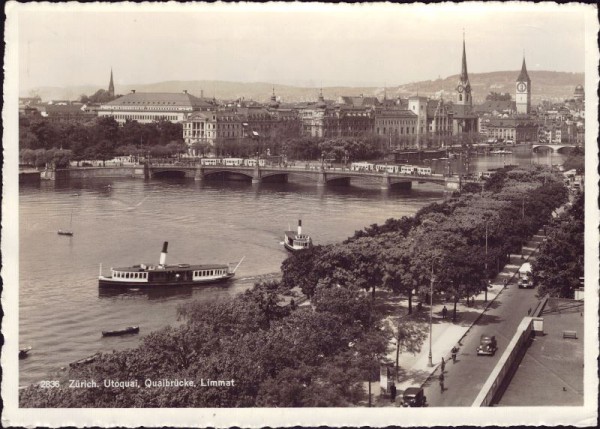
(518, 278, 534, 289)
(476, 334, 498, 356)
(401, 387, 427, 407)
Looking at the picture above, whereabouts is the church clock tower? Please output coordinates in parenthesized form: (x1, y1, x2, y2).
(516, 57, 531, 115)
(455, 37, 472, 116)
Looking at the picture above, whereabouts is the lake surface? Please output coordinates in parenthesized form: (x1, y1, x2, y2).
(18, 149, 564, 386)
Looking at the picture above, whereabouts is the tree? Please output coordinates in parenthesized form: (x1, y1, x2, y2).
(351, 324, 392, 407)
(281, 245, 326, 298)
(532, 193, 583, 298)
(393, 318, 428, 379)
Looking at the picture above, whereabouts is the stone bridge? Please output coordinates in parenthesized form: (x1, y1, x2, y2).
(148, 163, 467, 190)
(531, 143, 577, 154)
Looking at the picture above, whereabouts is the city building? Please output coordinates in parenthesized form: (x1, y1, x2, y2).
(407, 96, 453, 148)
(98, 90, 215, 124)
(299, 90, 339, 138)
(483, 117, 539, 143)
(573, 84, 584, 101)
(40, 103, 97, 123)
(182, 110, 243, 148)
(374, 108, 419, 149)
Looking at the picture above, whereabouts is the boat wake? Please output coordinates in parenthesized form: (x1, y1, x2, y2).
(112, 196, 149, 211)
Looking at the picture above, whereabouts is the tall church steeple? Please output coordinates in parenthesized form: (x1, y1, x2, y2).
(516, 56, 531, 115)
(455, 33, 472, 115)
(108, 68, 115, 98)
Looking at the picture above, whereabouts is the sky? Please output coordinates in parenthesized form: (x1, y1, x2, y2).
(14, 2, 590, 93)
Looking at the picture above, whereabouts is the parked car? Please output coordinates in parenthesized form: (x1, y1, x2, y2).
(401, 387, 427, 407)
(518, 278, 534, 289)
(477, 334, 497, 356)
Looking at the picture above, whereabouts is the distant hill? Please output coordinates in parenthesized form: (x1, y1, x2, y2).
(392, 70, 584, 104)
(24, 70, 584, 105)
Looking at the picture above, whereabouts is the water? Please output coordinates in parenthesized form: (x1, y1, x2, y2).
(18, 149, 563, 386)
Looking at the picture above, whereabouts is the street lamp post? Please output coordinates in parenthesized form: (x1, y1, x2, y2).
(521, 198, 525, 259)
(484, 221, 488, 302)
(428, 260, 435, 367)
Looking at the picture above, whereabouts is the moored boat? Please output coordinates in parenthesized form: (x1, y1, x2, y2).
(284, 220, 313, 252)
(58, 209, 74, 236)
(98, 242, 244, 288)
(489, 149, 513, 155)
(102, 326, 140, 337)
(19, 346, 32, 359)
(70, 353, 100, 367)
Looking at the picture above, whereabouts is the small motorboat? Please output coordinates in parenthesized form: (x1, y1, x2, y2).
(58, 209, 74, 236)
(102, 326, 140, 337)
(19, 346, 32, 359)
(70, 353, 100, 367)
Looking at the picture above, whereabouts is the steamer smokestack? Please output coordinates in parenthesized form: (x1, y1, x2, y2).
(297, 220, 302, 235)
(159, 241, 168, 267)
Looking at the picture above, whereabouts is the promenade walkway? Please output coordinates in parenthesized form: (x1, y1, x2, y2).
(370, 232, 547, 407)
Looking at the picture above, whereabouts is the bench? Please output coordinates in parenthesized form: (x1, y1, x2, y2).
(563, 330, 578, 339)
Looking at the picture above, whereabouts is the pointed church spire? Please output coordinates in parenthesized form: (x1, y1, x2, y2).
(460, 35, 469, 83)
(108, 68, 115, 97)
(517, 56, 530, 82)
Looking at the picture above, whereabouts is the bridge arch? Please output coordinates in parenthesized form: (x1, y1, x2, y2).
(151, 169, 187, 179)
(202, 169, 254, 182)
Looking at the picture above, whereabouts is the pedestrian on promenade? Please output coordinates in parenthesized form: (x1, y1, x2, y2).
(441, 357, 446, 373)
(417, 302, 423, 312)
(442, 306, 448, 319)
(451, 346, 458, 363)
(439, 373, 445, 393)
(390, 382, 397, 403)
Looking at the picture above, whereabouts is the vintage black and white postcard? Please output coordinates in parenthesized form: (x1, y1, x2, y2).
(2, 2, 598, 427)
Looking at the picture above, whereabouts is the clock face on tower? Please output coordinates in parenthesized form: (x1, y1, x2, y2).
(457, 84, 464, 93)
(517, 82, 527, 92)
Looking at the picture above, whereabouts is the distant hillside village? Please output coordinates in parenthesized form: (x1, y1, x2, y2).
(19, 41, 585, 158)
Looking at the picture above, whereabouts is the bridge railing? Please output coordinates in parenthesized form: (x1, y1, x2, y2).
(146, 163, 482, 182)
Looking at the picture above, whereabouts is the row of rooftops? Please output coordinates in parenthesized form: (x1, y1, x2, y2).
(21, 88, 584, 123)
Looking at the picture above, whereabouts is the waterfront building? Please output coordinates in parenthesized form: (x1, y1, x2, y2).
(182, 110, 243, 148)
(98, 90, 215, 124)
(336, 106, 375, 137)
(299, 90, 339, 138)
(515, 57, 532, 115)
(407, 96, 453, 148)
(374, 108, 418, 149)
(483, 117, 539, 143)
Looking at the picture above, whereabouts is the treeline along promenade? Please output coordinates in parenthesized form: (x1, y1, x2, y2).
(20, 164, 570, 407)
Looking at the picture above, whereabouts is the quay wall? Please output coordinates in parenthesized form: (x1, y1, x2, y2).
(51, 167, 144, 180)
(19, 171, 41, 184)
